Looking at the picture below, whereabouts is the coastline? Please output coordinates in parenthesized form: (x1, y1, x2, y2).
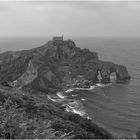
(0, 37, 132, 138)
(48, 82, 113, 120)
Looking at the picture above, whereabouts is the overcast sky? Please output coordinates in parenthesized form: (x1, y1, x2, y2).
(0, 1, 140, 38)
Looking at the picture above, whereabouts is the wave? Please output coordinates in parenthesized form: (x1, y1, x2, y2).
(48, 93, 91, 119)
(48, 95, 63, 103)
(65, 105, 86, 116)
(63, 100, 91, 119)
(64, 101, 87, 117)
(48, 94, 87, 117)
(48, 84, 104, 120)
(96, 83, 112, 87)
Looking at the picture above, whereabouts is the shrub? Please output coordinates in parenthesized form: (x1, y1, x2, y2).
(0, 97, 62, 139)
(0, 98, 26, 138)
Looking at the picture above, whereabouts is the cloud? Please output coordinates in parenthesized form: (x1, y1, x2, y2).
(0, 1, 140, 37)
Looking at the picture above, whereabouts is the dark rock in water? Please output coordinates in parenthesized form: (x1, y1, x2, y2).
(97, 61, 131, 83)
(115, 64, 131, 82)
(0, 38, 130, 91)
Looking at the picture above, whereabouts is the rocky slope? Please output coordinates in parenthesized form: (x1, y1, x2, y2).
(0, 38, 130, 92)
(0, 84, 115, 139)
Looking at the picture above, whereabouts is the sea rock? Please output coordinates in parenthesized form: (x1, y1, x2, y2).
(97, 61, 131, 83)
(115, 64, 131, 82)
(0, 38, 131, 91)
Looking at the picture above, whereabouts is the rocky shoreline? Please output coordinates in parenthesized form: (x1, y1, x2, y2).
(0, 84, 115, 139)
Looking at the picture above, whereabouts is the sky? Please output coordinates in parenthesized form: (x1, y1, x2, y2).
(0, 1, 140, 38)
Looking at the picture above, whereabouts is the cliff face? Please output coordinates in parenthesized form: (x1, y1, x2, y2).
(0, 39, 130, 92)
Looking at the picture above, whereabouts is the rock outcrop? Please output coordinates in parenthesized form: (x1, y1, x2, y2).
(11, 60, 38, 88)
(0, 38, 131, 91)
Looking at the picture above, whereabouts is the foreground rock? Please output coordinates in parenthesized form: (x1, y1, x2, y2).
(0, 38, 130, 92)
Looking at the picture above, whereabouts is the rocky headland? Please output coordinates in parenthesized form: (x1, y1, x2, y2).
(0, 38, 130, 91)
(0, 37, 132, 139)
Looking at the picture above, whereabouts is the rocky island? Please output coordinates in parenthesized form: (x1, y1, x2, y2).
(0, 37, 133, 139)
(0, 36, 130, 91)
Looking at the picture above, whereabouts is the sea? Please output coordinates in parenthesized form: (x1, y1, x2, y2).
(0, 37, 140, 137)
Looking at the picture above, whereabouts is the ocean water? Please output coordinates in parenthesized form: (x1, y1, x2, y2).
(0, 37, 140, 137)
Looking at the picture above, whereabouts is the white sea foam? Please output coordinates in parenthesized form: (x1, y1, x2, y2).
(48, 88, 92, 119)
(65, 104, 86, 116)
(48, 95, 57, 102)
(96, 83, 112, 87)
(74, 85, 96, 91)
(96, 83, 105, 87)
(64, 85, 96, 94)
(65, 106, 72, 112)
(89, 85, 96, 90)
(72, 94, 78, 97)
(48, 94, 90, 119)
(87, 116, 92, 120)
(74, 87, 87, 90)
(65, 89, 74, 93)
(57, 92, 66, 99)
(72, 108, 86, 116)
(64, 100, 88, 117)
(48, 94, 63, 103)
